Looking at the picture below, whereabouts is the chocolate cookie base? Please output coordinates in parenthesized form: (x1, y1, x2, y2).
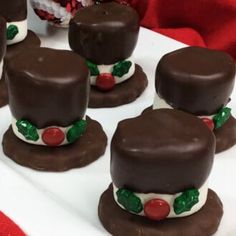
(6, 30, 41, 60)
(0, 73, 8, 108)
(98, 184, 223, 236)
(89, 64, 148, 108)
(2, 117, 107, 171)
(215, 115, 236, 153)
(142, 107, 236, 154)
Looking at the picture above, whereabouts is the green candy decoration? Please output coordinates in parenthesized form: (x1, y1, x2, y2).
(7, 25, 19, 40)
(112, 60, 132, 77)
(213, 107, 231, 129)
(174, 189, 199, 215)
(16, 120, 39, 141)
(116, 188, 143, 214)
(86, 61, 99, 76)
(67, 120, 87, 144)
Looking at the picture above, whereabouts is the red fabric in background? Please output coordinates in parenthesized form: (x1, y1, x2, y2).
(0, 212, 25, 236)
(128, 0, 236, 61)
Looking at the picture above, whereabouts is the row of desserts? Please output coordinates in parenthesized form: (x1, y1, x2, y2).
(0, 2, 235, 235)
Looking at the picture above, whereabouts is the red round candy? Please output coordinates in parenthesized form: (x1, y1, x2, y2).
(42, 128, 65, 146)
(144, 199, 170, 221)
(200, 117, 214, 131)
(96, 73, 115, 91)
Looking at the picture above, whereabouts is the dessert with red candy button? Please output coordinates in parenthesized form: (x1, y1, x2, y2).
(152, 46, 236, 153)
(2, 47, 107, 171)
(69, 2, 148, 108)
(98, 109, 223, 236)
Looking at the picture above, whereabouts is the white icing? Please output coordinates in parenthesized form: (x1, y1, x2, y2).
(90, 57, 135, 86)
(80, 0, 95, 7)
(113, 181, 208, 218)
(12, 117, 76, 146)
(0, 61, 3, 80)
(31, 0, 73, 26)
(153, 94, 215, 119)
(7, 20, 27, 45)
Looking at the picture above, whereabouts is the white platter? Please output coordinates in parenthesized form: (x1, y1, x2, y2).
(0, 4, 235, 236)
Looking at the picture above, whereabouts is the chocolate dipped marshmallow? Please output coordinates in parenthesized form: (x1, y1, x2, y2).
(0, 16, 7, 107)
(98, 109, 223, 236)
(3, 47, 107, 171)
(69, 2, 147, 107)
(154, 46, 236, 153)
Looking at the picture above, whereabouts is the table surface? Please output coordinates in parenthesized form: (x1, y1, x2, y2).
(0, 5, 235, 236)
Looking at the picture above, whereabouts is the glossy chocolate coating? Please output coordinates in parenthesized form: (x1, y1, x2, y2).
(111, 109, 215, 194)
(155, 46, 235, 115)
(6, 47, 89, 128)
(0, 16, 6, 61)
(69, 2, 139, 64)
(6, 30, 41, 61)
(0, 0, 27, 22)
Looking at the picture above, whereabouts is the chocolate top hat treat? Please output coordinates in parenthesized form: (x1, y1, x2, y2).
(69, 2, 147, 107)
(31, 0, 95, 27)
(6, 47, 89, 145)
(69, 2, 139, 65)
(0, 16, 7, 107)
(3, 47, 107, 171)
(99, 109, 223, 236)
(0, 0, 28, 45)
(154, 46, 236, 153)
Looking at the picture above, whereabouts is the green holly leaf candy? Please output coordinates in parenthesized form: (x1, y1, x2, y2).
(7, 25, 19, 40)
(112, 60, 132, 77)
(16, 119, 39, 141)
(213, 107, 231, 129)
(67, 120, 87, 144)
(116, 188, 143, 214)
(174, 189, 199, 215)
(86, 61, 99, 76)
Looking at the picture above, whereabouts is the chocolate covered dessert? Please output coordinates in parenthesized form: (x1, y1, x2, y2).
(69, 2, 148, 107)
(2, 47, 107, 171)
(99, 109, 223, 236)
(153, 46, 236, 153)
(0, 16, 7, 107)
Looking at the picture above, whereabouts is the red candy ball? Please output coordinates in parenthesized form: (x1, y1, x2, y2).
(200, 118, 214, 131)
(42, 128, 65, 146)
(144, 199, 170, 221)
(96, 73, 115, 91)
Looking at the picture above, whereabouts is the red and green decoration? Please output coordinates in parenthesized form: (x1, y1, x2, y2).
(116, 188, 143, 214)
(16, 119, 87, 146)
(86, 60, 132, 91)
(7, 25, 19, 40)
(173, 189, 199, 215)
(201, 107, 231, 131)
(116, 187, 199, 220)
(16, 120, 39, 142)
